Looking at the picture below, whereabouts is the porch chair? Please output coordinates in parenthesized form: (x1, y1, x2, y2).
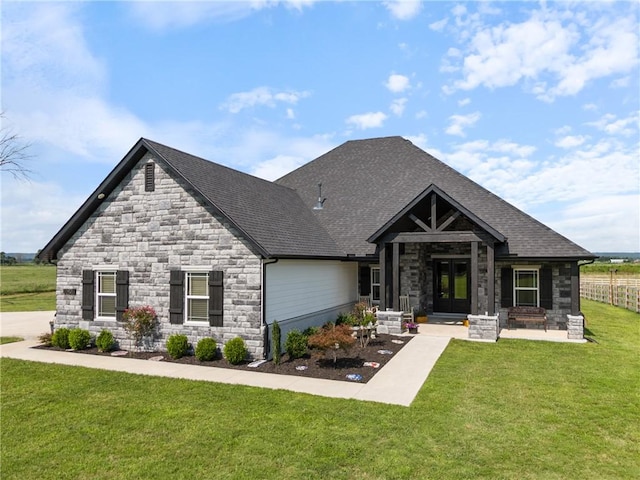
(399, 295, 414, 324)
(358, 295, 372, 308)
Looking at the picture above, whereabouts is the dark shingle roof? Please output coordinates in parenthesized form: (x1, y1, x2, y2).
(144, 139, 344, 258)
(39, 136, 593, 262)
(276, 136, 594, 259)
(39, 138, 345, 260)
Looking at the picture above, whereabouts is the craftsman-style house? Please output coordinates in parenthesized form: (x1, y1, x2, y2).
(39, 136, 594, 357)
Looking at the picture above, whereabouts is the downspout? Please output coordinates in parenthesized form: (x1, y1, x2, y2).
(261, 258, 279, 359)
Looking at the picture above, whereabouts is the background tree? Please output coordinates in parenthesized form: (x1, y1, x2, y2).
(1, 112, 32, 180)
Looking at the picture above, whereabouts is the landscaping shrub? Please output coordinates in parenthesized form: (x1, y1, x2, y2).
(284, 329, 307, 359)
(166, 334, 189, 359)
(96, 330, 116, 352)
(308, 324, 355, 365)
(302, 326, 319, 338)
(51, 327, 70, 349)
(38, 332, 52, 347)
(68, 329, 92, 350)
(122, 305, 158, 344)
(272, 320, 281, 365)
(336, 312, 356, 326)
(224, 337, 247, 365)
(195, 338, 217, 361)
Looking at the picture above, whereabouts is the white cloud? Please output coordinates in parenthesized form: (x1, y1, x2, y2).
(555, 135, 587, 149)
(0, 180, 87, 252)
(127, 1, 316, 30)
(383, 1, 422, 21)
(385, 74, 411, 93)
(445, 111, 481, 137)
(544, 194, 640, 252)
(587, 112, 638, 137)
(457, 97, 471, 107)
(250, 155, 306, 181)
(415, 110, 427, 119)
(429, 18, 448, 32)
(444, 7, 639, 102)
(390, 98, 408, 116)
(345, 112, 388, 130)
(610, 76, 630, 88)
(438, 135, 639, 251)
(221, 87, 311, 114)
(406, 133, 428, 150)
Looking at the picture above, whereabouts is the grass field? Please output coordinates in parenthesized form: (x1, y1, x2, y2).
(0, 265, 56, 312)
(1, 299, 638, 479)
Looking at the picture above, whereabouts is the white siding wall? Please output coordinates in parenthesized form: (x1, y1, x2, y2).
(265, 259, 357, 324)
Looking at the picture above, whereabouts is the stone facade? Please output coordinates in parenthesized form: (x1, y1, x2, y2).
(55, 153, 265, 358)
(375, 310, 403, 335)
(495, 261, 574, 330)
(566, 314, 585, 340)
(399, 242, 489, 314)
(467, 314, 499, 342)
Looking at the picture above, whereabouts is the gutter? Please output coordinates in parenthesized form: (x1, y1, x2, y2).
(261, 258, 279, 359)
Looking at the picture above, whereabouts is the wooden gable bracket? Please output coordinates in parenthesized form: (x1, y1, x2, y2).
(437, 210, 461, 231)
(409, 213, 431, 232)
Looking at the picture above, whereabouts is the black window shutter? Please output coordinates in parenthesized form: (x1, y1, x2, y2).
(169, 270, 184, 324)
(359, 266, 371, 296)
(116, 270, 129, 321)
(209, 270, 224, 327)
(82, 270, 95, 320)
(145, 163, 155, 192)
(540, 267, 553, 310)
(501, 267, 513, 308)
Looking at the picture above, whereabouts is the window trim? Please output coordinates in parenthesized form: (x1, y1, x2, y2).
(96, 270, 117, 321)
(513, 267, 540, 307)
(371, 266, 381, 303)
(184, 270, 210, 325)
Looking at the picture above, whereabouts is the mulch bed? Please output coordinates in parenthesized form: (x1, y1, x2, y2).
(37, 334, 413, 383)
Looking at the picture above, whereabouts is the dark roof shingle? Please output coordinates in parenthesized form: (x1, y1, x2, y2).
(276, 136, 594, 259)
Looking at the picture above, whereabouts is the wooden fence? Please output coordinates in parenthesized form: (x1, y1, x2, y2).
(580, 274, 640, 313)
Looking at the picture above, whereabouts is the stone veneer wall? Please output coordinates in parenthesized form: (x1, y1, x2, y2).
(399, 242, 489, 314)
(55, 153, 265, 358)
(495, 261, 574, 330)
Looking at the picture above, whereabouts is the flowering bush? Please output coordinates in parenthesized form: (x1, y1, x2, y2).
(121, 305, 158, 343)
(404, 322, 418, 330)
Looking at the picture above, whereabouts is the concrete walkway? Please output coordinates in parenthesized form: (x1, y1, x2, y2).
(0, 311, 449, 407)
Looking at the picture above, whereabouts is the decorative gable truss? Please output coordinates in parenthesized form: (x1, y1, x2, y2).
(368, 184, 505, 245)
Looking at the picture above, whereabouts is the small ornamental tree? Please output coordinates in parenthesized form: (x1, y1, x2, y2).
(272, 320, 281, 365)
(307, 323, 355, 365)
(121, 305, 158, 346)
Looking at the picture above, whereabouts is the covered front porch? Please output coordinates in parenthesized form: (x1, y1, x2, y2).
(365, 185, 504, 318)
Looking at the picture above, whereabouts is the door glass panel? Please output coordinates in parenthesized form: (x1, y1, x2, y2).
(454, 262, 468, 300)
(438, 261, 449, 299)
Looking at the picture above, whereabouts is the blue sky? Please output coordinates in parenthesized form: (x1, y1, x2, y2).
(1, 0, 639, 253)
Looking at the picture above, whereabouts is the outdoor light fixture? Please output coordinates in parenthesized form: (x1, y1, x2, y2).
(313, 183, 326, 210)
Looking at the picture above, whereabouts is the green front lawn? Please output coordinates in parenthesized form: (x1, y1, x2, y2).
(1, 299, 638, 479)
(0, 265, 56, 312)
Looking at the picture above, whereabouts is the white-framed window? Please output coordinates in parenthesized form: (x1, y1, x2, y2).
(185, 271, 209, 324)
(371, 266, 380, 303)
(96, 270, 117, 319)
(514, 268, 539, 307)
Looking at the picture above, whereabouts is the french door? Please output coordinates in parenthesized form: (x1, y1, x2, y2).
(434, 259, 471, 313)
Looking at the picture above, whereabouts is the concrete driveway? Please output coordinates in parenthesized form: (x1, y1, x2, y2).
(0, 311, 55, 339)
